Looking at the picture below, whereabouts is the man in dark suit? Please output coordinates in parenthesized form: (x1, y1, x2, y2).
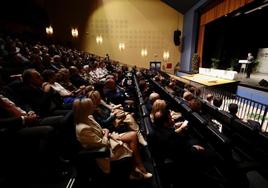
(246, 53, 254, 78)
(21, 69, 72, 117)
(0, 94, 56, 184)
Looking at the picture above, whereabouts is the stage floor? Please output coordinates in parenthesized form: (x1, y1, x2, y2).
(236, 72, 268, 91)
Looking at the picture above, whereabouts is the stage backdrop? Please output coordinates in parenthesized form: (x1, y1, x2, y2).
(257, 48, 268, 74)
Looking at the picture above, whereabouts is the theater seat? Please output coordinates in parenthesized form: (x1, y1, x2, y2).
(73, 146, 132, 188)
(217, 110, 233, 125)
(180, 103, 192, 119)
(202, 102, 218, 117)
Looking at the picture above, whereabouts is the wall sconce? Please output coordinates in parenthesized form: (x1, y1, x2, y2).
(71, 28, 79, 38)
(119, 43, 125, 51)
(141, 49, 148, 57)
(96, 35, 103, 45)
(45, 26, 53, 35)
(163, 51, 170, 61)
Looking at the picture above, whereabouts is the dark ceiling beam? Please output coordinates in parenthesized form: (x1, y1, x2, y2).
(161, 0, 202, 14)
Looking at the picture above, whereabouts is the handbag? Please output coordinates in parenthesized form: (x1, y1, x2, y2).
(109, 133, 132, 161)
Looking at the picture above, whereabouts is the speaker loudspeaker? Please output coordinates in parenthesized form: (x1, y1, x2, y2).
(174, 30, 181, 46)
(259, 79, 268, 87)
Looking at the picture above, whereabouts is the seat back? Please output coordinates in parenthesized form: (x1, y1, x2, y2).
(202, 101, 218, 117)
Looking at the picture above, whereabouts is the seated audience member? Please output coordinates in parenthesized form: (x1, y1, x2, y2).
(183, 84, 191, 92)
(150, 99, 205, 162)
(56, 68, 77, 91)
(56, 68, 91, 96)
(150, 99, 186, 132)
(206, 94, 213, 104)
(189, 86, 196, 94)
(30, 54, 45, 73)
(42, 69, 89, 104)
(183, 91, 194, 102)
(139, 79, 150, 98)
(213, 96, 223, 109)
(146, 92, 160, 112)
(0, 95, 64, 181)
(0, 87, 75, 154)
(81, 65, 97, 84)
(228, 103, 239, 119)
(194, 87, 201, 97)
(73, 98, 152, 178)
(120, 73, 136, 99)
(51, 55, 64, 70)
(42, 53, 56, 70)
(103, 78, 126, 105)
(69, 66, 89, 88)
(165, 82, 176, 95)
(188, 98, 202, 113)
(20, 69, 71, 116)
(89, 90, 147, 146)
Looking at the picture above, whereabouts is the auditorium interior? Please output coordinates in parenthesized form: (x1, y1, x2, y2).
(1, 0, 268, 188)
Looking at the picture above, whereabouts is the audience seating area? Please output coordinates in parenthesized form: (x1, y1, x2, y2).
(1, 34, 268, 188)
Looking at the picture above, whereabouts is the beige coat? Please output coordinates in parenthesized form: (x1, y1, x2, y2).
(76, 115, 132, 173)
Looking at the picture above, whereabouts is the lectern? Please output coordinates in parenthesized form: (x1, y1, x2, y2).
(238, 60, 249, 73)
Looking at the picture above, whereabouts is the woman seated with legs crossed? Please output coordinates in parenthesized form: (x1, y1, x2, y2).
(88, 90, 147, 146)
(73, 98, 152, 179)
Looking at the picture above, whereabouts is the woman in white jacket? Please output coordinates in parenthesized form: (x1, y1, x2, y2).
(73, 98, 152, 179)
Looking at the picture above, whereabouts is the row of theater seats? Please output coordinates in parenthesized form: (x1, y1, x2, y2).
(202, 101, 268, 171)
(146, 74, 268, 188)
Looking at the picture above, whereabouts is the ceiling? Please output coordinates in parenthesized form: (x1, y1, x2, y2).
(162, 0, 203, 14)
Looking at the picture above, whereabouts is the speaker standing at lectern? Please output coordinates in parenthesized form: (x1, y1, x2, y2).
(246, 52, 254, 78)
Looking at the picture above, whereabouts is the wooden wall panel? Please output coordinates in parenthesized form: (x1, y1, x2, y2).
(197, 0, 254, 66)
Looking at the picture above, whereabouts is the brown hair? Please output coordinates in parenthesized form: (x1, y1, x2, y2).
(188, 98, 202, 112)
(73, 98, 94, 125)
(183, 91, 193, 101)
(88, 90, 101, 106)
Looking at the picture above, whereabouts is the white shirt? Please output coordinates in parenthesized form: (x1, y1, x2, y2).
(51, 82, 72, 96)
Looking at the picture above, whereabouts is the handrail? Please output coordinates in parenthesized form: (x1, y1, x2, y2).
(201, 87, 268, 131)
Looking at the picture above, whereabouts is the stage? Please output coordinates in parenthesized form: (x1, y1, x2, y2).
(171, 71, 268, 106)
(173, 70, 268, 92)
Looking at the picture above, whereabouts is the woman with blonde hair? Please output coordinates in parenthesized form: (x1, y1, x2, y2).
(88, 90, 147, 146)
(149, 99, 204, 164)
(150, 99, 174, 128)
(73, 98, 152, 178)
